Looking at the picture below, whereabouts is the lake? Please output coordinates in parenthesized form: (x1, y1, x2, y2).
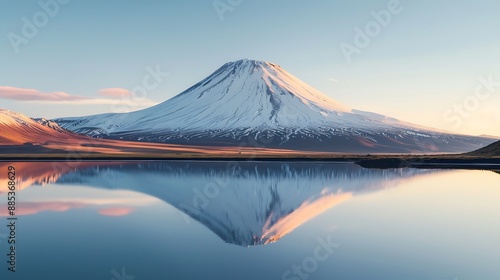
(0, 161, 499, 280)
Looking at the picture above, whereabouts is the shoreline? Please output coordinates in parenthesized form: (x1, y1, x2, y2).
(1, 153, 499, 171)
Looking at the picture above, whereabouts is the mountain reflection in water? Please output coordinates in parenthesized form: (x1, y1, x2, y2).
(1, 161, 436, 246)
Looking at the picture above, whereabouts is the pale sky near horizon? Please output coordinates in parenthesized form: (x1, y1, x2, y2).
(1, 0, 499, 137)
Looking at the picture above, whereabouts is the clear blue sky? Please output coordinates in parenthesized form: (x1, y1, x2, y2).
(1, 0, 499, 136)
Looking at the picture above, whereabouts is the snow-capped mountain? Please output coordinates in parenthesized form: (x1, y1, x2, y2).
(54, 59, 495, 153)
(0, 108, 78, 145)
(34, 118, 69, 133)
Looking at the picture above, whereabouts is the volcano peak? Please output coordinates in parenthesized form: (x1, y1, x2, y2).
(219, 59, 282, 75)
(54, 60, 496, 153)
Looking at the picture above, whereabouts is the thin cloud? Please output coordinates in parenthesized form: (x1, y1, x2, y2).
(0, 86, 86, 101)
(98, 207, 134, 216)
(0, 201, 86, 217)
(0, 85, 159, 109)
(26, 98, 160, 108)
(98, 88, 132, 98)
(328, 78, 339, 83)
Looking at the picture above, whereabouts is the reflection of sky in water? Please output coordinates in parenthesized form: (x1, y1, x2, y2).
(0, 186, 159, 217)
(0, 162, 498, 280)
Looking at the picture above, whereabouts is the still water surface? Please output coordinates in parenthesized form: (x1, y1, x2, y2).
(0, 161, 499, 280)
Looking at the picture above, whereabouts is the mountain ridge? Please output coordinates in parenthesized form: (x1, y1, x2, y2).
(468, 140, 500, 156)
(0, 108, 80, 145)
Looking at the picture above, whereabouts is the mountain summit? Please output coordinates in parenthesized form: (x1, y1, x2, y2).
(55, 59, 494, 153)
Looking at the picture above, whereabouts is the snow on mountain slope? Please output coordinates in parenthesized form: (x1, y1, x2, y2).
(54, 59, 495, 153)
(0, 108, 78, 145)
(34, 118, 69, 133)
(1, 108, 319, 156)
